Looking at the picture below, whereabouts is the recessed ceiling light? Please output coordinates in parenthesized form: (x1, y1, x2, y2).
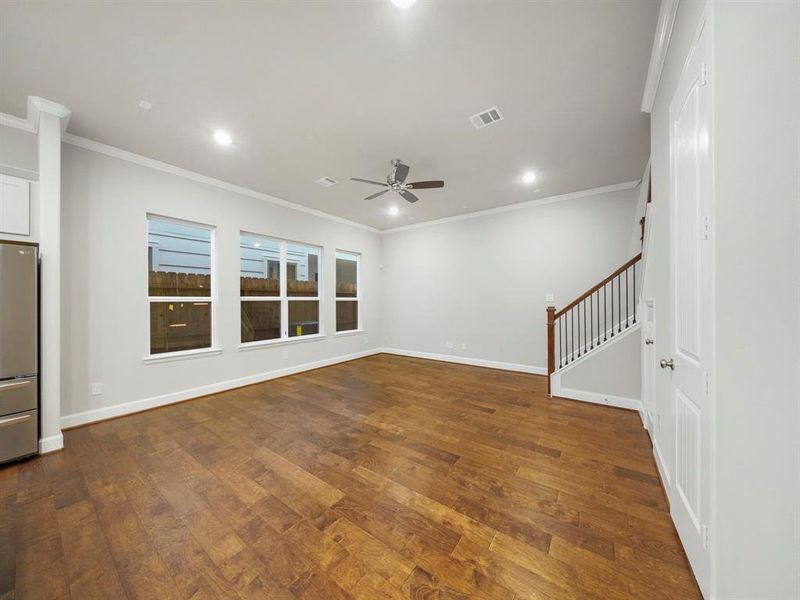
(388, 206, 400, 216)
(138, 100, 153, 111)
(390, 0, 416, 8)
(213, 129, 233, 147)
(254, 242, 261, 248)
(521, 171, 537, 184)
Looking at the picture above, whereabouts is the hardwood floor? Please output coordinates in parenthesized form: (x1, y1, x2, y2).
(1, 354, 701, 599)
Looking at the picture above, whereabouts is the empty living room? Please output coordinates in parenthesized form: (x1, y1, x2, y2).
(0, 1, 798, 599)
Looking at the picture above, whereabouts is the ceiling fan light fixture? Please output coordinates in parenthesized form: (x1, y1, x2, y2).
(390, 0, 416, 9)
(521, 171, 537, 185)
(352, 159, 443, 204)
(388, 205, 400, 216)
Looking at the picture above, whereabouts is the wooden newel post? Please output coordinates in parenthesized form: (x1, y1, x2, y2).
(546, 306, 556, 397)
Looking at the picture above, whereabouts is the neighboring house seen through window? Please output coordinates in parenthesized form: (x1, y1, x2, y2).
(147, 215, 215, 356)
(240, 233, 322, 344)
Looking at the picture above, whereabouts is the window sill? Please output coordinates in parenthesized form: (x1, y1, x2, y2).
(334, 329, 365, 337)
(238, 333, 326, 351)
(143, 347, 223, 364)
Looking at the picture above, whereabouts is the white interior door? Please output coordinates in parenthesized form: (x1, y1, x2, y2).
(667, 10, 713, 598)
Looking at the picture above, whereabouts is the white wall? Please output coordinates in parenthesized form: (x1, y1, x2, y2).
(712, 2, 799, 597)
(560, 327, 641, 400)
(60, 144, 383, 425)
(646, 1, 800, 596)
(0, 123, 37, 179)
(381, 186, 639, 370)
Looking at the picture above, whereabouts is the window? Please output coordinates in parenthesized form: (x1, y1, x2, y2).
(147, 216, 215, 356)
(336, 251, 360, 332)
(240, 233, 322, 344)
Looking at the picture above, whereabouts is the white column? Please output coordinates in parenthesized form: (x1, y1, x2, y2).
(30, 97, 70, 454)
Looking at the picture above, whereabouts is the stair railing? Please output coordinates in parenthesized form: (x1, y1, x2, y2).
(546, 253, 642, 395)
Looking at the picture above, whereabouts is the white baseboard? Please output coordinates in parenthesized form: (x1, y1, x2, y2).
(60, 349, 382, 429)
(551, 385, 642, 412)
(380, 347, 547, 375)
(39, 433, 64, 454)
(652, 436, 672, 490)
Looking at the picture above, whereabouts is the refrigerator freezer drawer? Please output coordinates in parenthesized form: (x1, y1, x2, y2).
(0, 409, 37, 463)
(0, 377, 37, 415)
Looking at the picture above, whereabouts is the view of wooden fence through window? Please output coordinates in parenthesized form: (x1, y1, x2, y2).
(336, 252, 359, 332)
(149, 272, 212, 355)
(149, 223, 360, 353)
(148, 217, 214, 355)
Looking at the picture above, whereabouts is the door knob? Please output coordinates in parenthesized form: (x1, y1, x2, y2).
(645, 338, 654, 345)
(659, 358, 675, 370)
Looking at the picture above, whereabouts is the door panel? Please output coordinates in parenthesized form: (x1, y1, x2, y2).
(675, 387, 702, 527)
(668, 9, 713, 598)
(674, 83, 702, 364)
(0, 243, 37, 378)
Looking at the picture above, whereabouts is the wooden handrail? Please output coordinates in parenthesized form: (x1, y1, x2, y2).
(554, 253, 642, 319)
(547, 252, 643, 384)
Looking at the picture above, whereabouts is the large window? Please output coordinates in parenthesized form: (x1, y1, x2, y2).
(336, 251, 360, 332)
(147, 216, 215, 356)
(241, 233, 321, 344)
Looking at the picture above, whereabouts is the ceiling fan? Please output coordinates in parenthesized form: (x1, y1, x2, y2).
(350, 159, 444, 203)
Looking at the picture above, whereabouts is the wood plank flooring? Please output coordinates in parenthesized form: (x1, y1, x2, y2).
(1, 354, 701, 599)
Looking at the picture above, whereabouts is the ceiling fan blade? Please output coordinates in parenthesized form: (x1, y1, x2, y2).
(393, 162, 410, 184)
(351, 177, 387, 186)
(399, 190, 419, 203)
(406, 180, 444, 190)
(364, 190, 389, 201)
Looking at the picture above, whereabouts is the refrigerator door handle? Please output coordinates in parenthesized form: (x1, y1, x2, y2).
(0, 413, 32, 428)
(0, 380, 32, 393)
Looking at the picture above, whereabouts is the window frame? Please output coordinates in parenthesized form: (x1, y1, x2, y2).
(144, 214, 219, 362)
(239, 232, 324, 348)
(335, 250, 362, 335)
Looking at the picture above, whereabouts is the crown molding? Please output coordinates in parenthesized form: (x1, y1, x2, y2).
(2, 101, 638, 236)
(1, 104, 378, 233)
(28, 96, 72, 133)
(61, 133, 381, 234)
(381, 180, 641, 235)
(641, 0, 680, 113)
(0, 111, 35, 133)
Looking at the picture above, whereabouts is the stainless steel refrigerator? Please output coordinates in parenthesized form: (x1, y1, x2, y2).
(0, 241, 38, 463)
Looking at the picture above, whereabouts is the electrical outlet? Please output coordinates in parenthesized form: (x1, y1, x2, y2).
(91, 382, 102, 396)
(364, 337, 369, 345)
(445, 341, 454, 349)
(545, 293, 554, 302)
(282, 350, 288, 360)
(460, 342, 467, 350)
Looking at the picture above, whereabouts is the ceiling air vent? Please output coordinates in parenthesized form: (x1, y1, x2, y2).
(314, 176, 338, 187)
(469, 106, 503, 130)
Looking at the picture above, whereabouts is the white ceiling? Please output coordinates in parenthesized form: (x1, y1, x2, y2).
(0, 1, 658, 230)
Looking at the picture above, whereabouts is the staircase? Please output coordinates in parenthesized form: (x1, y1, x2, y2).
(546, 252, 643, 395)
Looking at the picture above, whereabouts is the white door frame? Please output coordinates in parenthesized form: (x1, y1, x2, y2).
(641, 297, 656, 430)
(666, 3, 716, 597)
